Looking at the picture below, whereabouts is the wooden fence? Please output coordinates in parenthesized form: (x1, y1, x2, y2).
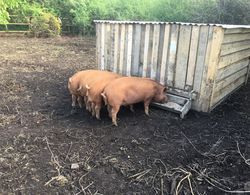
(94, 21, 250, 112)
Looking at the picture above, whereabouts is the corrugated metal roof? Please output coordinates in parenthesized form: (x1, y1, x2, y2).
(94, 20, 250, 29)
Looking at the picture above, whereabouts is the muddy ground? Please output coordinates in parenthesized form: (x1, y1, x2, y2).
(0, 36, 250, 195)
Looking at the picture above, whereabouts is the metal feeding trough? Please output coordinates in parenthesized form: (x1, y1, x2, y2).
(152, 90, 194, 119)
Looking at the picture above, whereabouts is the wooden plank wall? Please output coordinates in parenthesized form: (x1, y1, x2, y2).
(210, 28, 250, 107)
(95, 22, 250, 112)
(96, 23, 210, 92)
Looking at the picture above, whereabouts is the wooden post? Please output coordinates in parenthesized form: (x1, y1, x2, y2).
(167, 24, 179, 87)
(142, 24, 150, 77)
(100, 23, 105, 70)
(186, 26, 200, 88)
(245, 57, 250, 85)
(160, 24, 170, 85)
(113, 24, 119, 73)
(200, 27, 225, 112)
(175, 25, 192, 89)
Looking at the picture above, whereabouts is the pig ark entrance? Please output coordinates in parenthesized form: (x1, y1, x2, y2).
(94, 20, 250, 117)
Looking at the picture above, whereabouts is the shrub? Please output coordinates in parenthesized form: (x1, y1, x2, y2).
(29, 12, 61, 37)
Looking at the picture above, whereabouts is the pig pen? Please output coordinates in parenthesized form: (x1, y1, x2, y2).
(94, 20, 250, 117)
(0, 36, 250, 194)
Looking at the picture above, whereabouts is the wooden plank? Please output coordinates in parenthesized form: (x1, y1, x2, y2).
(126, 24, 133, 76)
(156, 24, 165, 83)
(109, 24, 115, 71)
(131, 24, 141, 76)
(100, 23, 105, 70)
(119, 24, 126, 74)
(193, 26, 209, 93)
(147, 25, 154, 77)
(105, 24, 111, 71)
(218, 48, 250, 68)
(212, 76, 246, 106)
(175, 25, 192, 89)
(142, 24, 150, 77)
(224, 28, 250, 34)
(220, 39, 250, 56)
(223, 33, 250, 44)
(245, 58, 250, 85)
(150, 24, 160, 80)
(95, 23, 100, 68)
(113, 24, 119, 73)
(139, 25, 145, 77)
(214, 67, 248, 92)
(204, 27, 225, 111)
(160, 24, 170, 85)
(186, 26, 200, 87)
(198, 26, 214, 111)
(216, 58, 249, 81)
(166, 24, 179, 87)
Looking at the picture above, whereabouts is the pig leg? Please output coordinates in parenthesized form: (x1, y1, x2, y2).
(84, 96, 90, 111)
(87, 101, 92, 112)
(77, 96, 83, 108)
(111, 105, 120, 126)
(84, 96, 87, 106)
(144, 99, 152, 116)
(71, 94, 77, 114)
(129, 105, 134, 112)
(95, 104, 101, 120)
(71, 94, 77, 108)
(91, 102, 95, 116)
(107, 105, 112, 118)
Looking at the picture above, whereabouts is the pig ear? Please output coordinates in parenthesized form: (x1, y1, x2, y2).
(163, 87, 167, 93)
(77, 86, 82, 91)
(85, 84, 90, 90)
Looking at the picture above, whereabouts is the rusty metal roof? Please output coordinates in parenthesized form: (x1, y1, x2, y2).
(94, 20, 250, 29)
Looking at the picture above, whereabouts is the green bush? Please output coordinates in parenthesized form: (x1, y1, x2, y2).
(2, 0, 250, 35)
(29, 12, 61, 37)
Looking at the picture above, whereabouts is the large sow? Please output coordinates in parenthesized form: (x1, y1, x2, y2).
(101, 77, 168, 126)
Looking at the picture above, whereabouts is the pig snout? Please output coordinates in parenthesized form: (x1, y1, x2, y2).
(160, 94, 168, 103)
(155, 86, 167, 103)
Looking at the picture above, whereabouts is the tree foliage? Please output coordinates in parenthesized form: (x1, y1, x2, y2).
(1, 0, 250, 34)
(29, 12, 61, 37)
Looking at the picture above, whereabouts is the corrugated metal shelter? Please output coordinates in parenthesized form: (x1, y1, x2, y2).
(94, 20, 250, 113)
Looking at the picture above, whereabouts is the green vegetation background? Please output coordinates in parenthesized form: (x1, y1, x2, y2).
(1, 0, 249, 35)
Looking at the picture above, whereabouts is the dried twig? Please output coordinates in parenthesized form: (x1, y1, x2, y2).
(173, 168, 194, 195)
(44, 136, 69, 187)
(75, 172, 90, 195)
(236, 141, 250, 166)
(160, 177, 164, 195)
(192, 167, 250, 194)
(65, 141, 73, 160)
(181, 131, 207, 157)
(129, 169, 151, 180)
(181, 131, 222, 158)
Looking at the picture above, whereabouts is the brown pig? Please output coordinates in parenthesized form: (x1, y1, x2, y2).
(85, 73, 121, 119)
(101, 77, 167, 126)
(68, 70, 120, 112)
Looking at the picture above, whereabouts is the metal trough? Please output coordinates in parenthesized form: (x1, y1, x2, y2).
(152, 92, 193, 119)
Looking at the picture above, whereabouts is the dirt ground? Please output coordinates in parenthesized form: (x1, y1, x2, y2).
(0, 36, 250, 195)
